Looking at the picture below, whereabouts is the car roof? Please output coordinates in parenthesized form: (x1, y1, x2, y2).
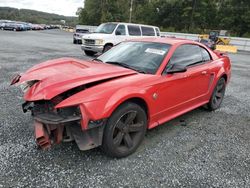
(129, 37, 199, 46)
(127, 37, 217, 59)
(104, 22, 159, 28)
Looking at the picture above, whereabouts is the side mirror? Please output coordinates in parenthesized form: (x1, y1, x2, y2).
(166, 64, 187, 74)
(115, 30, 122, 35)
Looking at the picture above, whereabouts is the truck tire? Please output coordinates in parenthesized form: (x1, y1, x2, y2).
(103, 44, 113, 53)
(84, 50, 97, 56)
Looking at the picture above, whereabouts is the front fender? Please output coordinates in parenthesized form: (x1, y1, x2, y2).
(101, 86, 153, 118)
(55, 86, 154, 121)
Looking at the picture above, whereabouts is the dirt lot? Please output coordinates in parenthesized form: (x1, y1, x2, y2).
(0, 29, 249, 187)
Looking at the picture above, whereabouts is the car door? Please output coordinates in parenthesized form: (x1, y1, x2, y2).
(154, 44, 212, 123)
(114, 24, 127, 44)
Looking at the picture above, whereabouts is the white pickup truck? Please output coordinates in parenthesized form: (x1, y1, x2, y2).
(81, 22, 161, 56)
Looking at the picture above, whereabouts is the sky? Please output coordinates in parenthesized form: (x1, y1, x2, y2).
(0, 0, 84, 16)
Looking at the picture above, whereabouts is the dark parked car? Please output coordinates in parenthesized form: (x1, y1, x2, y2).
(3, 22, 25, 31)
(23, 23, 32, 30)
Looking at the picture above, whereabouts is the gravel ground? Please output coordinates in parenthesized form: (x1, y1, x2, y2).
(0, 30, 249, 188)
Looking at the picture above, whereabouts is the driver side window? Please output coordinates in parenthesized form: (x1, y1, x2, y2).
(115, 25, 126, 35)
(166, 44, 203, 70)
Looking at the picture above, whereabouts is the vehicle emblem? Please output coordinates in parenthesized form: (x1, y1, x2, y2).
(153, 93, 158, 100)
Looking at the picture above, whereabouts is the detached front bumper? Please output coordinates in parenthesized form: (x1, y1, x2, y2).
(22, 101, 106, 151)
(81, 44, 104, 53)
(34, 113, 106, 151)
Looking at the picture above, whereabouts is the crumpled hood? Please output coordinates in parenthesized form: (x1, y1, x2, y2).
(18, 57, 136, 101)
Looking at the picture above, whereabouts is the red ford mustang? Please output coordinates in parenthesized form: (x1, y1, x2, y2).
(11, 38, 231, 158)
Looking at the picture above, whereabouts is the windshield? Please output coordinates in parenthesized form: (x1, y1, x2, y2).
(76, 29, 89, 33)
(94, 23, 117, 34)
(97, 42, 171, 74)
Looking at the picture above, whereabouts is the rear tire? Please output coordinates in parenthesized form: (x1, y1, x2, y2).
(102, 102, 147, 158)
(84, 50, 97, 56)
(207, 77, 226, 111)
(73, 39, 77, 44)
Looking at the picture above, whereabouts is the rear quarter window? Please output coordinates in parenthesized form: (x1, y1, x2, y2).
(128, 25, 141, 36)
(200, 47, 212, 61)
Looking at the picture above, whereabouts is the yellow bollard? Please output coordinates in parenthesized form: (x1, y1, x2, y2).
(215, 45, 237, 53)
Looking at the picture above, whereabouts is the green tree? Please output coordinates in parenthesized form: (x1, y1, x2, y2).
(77, 0, 250, 37)
(79, 0, 102, 25)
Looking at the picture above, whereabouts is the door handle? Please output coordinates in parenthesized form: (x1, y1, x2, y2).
(201, 71, 207, 75)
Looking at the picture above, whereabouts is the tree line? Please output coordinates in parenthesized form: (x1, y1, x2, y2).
(78, 0, 250, 37)
(0, 7, 77, 26)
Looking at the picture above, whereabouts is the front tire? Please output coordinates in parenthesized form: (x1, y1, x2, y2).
(207, 77, 226, 111)
(84, 50, 97, 56)
(103, 44, 112, 53)
(102, 102, 147, 158)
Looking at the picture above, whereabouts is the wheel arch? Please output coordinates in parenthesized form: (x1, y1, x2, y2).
(207, 69, 229, 100)
(220, 73, 228, 82)
(122, 97, 149, 117)
(102, 43, 114, 53)
(215, 65, 229, 84)
(105, 96, 150, 122)
(104, 43, 113, 48)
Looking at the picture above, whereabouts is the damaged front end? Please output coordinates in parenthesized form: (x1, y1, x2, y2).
(22, 98, 106, 151)
(10, 58, 137, 151)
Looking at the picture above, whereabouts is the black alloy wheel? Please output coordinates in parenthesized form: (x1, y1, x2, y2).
(207, 77, 226, 110)
(102, 102, 147, 158)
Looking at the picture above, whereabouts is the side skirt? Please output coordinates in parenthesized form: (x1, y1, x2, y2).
(149, 100, 209, 129)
